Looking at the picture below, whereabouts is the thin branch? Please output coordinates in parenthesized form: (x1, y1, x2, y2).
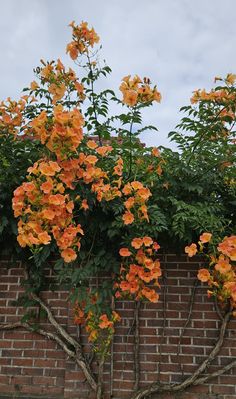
(177, 279, 199, 375)
(133, 301, 140, 392)
(157, 258, 167, 377)
(127, 114, 134, 179)
(214, 296, 224, 321)
(110, 295, 115, 398)
(193, 359, 236, 385)
(31, 292, 97, 390)
(86, 54, 102, 146)
(96, 355, 105, 399)
(178, 279, 198, 345)
(0, 322, 75, 357)
(117, 301, 136, 393)
(23, 268, 80, 350)
(30, 292, 80, 350)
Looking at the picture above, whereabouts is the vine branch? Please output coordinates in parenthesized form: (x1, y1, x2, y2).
(133, 300, 140, 392)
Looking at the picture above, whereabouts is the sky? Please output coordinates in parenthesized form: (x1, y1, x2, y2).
(0, 0, 236, 148)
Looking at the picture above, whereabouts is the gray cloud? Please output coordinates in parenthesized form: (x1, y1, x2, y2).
(1, 0, 236, 147)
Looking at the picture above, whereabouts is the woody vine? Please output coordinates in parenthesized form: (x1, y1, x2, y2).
(0, 21, 235, 399)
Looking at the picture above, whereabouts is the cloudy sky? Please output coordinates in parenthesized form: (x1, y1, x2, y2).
(1, 0, 236, 147)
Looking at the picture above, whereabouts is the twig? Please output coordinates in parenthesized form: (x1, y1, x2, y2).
(177, 279, 199, 375)
(214, 296, 224, 321)
(110, 296, 115, 398)
(157, 257, 167, 377)
(133, 301, 140, 391)
(96, 355, 105, 399)
(193, 359, 236, 385)
(0, 322, 75, 357)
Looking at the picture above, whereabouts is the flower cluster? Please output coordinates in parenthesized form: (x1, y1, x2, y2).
(186, 234, 236, 313)
(12, 159, 84, 263)
(117, 237, 161, 302)
(119, 75, 161, 107)
(85, 311, 121, 344)
(74, 297, 121, 349)
(30, 104, 84, 158)
(66, 21, 100, 60)
(0, 97, 28, 136)
(190, 75, 236, 127)
(122, 181, 152, 224)
(32, 59, 85, 104)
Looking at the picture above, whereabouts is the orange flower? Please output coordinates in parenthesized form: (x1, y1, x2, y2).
(85, 155, 98, 165)
(153, 242, 160, 251)
(131, 238, 143, 249)
(41, 208, 55, 220)
(96, 146, 113, 156)
(226, 73, 236, 85)
(74, 81, 85, 98)
(139, 205, 149, 221)
(86, 140, 98, 149)
(22, 182, 36, 192)
(38, 231, 51, 245)
(199, 232, 212, 243)
(215, 257, 232, 274)
(151, 147, 160, 157)
(185, 243, 197, 257)
(81, 199, 89, 210)
(40, 179, 53, 194)
(141, 287, 159, 303)
(30, 81, 39, 90)
(99, 314, 113, 329)
(124, 197, 135, 210)
(123, 90, 138, 107)
(88, 330, 98, 342)
(143, 236, 153, 247)
(122, 211, 134, 225)
(66, 201, 74, 213)
(119, 248, 131, 257)
(224, 282, 236, 301)
(39, 161, 61, 176)
(61, 248, 77, 263)
(112, 311, 121, 322)
(137, 187, 151, 201)
(113, 158, 123, 176)
(119, 281, 130, 292)
(48, 194, 65, 206)
(131, 181, 143, 190)
(197, 268, 211, 282)
(13, 186, 25, 197)
(156, 165, 162, 176)
(48, 83, 66, 103)
(218, 236, 236, 261)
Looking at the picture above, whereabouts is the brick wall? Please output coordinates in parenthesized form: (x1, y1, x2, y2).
(0, 255, 235, 399)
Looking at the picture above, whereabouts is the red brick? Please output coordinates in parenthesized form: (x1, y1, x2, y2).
(34, 359, 57, 367)
(212, 385, 236, 394)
